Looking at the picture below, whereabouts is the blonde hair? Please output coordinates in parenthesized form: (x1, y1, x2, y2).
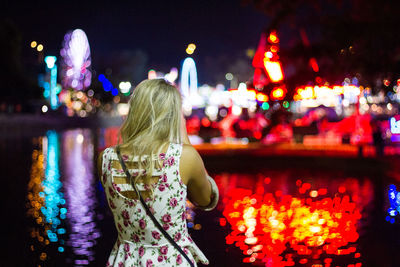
(118, 79, 182, 190)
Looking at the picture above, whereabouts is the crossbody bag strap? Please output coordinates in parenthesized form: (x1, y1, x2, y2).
(115, 146, 194, 267)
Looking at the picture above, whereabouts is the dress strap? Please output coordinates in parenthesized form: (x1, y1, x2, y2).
(115, 145, 195, 267)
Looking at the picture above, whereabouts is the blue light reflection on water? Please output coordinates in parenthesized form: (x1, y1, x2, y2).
(63, 129, 101, 265)
(26, 130, 67, 264)
(42, 130, 66, 248)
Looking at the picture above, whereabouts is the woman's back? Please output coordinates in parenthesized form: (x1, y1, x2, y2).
(100, 142, 209, 267)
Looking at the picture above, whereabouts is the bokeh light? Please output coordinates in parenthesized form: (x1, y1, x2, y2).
(42, 105, 48, 113)
(26, 132, 66, 265)
(60, 29, 92, 91)
(118, 81, 131, 94)
(63, 130, 101, 265)
(186, 43, 196, 55)
(219, 174, 368, 266)
(225, 73, 234, 81)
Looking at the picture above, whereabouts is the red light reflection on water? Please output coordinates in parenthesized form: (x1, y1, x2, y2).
(221, 176, 367, 266)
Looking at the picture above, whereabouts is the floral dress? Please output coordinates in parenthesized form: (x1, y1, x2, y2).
(100, 142, 209, 267)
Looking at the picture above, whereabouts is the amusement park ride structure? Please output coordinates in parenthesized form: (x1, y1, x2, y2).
(252, 30, 287, 101)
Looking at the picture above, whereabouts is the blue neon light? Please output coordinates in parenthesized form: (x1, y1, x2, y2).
(98, 74, 118, 94)
(111, 88, 119, 96)
(387, 184, 400, 224)
(390, 117, 400, 134)
(40, 56, 60, 110)
(180, 57, 198, 99)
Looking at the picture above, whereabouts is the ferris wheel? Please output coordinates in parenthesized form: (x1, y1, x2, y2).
(60, 29, 92, 90)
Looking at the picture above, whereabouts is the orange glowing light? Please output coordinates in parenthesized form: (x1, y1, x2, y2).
(264, 60, 284, 82)
(271, 87, 286, 100)
(256, 93, 269, 102)
(270, 45, 279, 53)
(268, 31, 279, 43)
(293, 85, 360, 101)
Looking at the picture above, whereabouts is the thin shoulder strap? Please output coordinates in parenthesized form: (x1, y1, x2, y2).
(115, 145, 194, 267)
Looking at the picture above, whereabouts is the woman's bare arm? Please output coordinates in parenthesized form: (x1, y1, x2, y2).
(180, 112, 218, 208)
(181, 144, 212, 207)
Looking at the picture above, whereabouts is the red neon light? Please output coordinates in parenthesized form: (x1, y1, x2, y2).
(201, 117, 211, 127)
(309, 57, 319, 72)
(253, 34, 268, 69)
(253, 68, 263, 88)
(254, 131, 262, 139)
(384, 79, 390, 87)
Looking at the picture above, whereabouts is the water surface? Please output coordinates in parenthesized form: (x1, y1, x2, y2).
(1, 127, 399, 267)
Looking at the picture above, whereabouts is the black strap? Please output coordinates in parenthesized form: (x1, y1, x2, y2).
(115, 146, 195, 267)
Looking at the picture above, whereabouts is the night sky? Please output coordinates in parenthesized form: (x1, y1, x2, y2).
(4, 0, 270, 84)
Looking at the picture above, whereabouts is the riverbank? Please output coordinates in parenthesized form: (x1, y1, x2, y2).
(0, 114, 123, 138)
(2, 113, 399, 175)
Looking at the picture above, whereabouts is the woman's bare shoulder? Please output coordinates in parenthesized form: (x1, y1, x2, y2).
(181, 144, 200, 161)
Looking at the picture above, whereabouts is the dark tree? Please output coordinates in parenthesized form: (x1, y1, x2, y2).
(0, 19, 42, 109)
(244, 0, 400, 93)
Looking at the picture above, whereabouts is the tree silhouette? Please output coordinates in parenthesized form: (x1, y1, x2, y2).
(0, 19, 42, 110)
(244, 0, 400, 92)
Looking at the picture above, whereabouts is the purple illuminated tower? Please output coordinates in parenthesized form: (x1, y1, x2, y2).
(60, 29, 92, 91)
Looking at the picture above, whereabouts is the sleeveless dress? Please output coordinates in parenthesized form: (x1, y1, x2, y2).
(100, 142, 209, 267)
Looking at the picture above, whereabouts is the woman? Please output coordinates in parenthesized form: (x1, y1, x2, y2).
(97, 79, 218, 267)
